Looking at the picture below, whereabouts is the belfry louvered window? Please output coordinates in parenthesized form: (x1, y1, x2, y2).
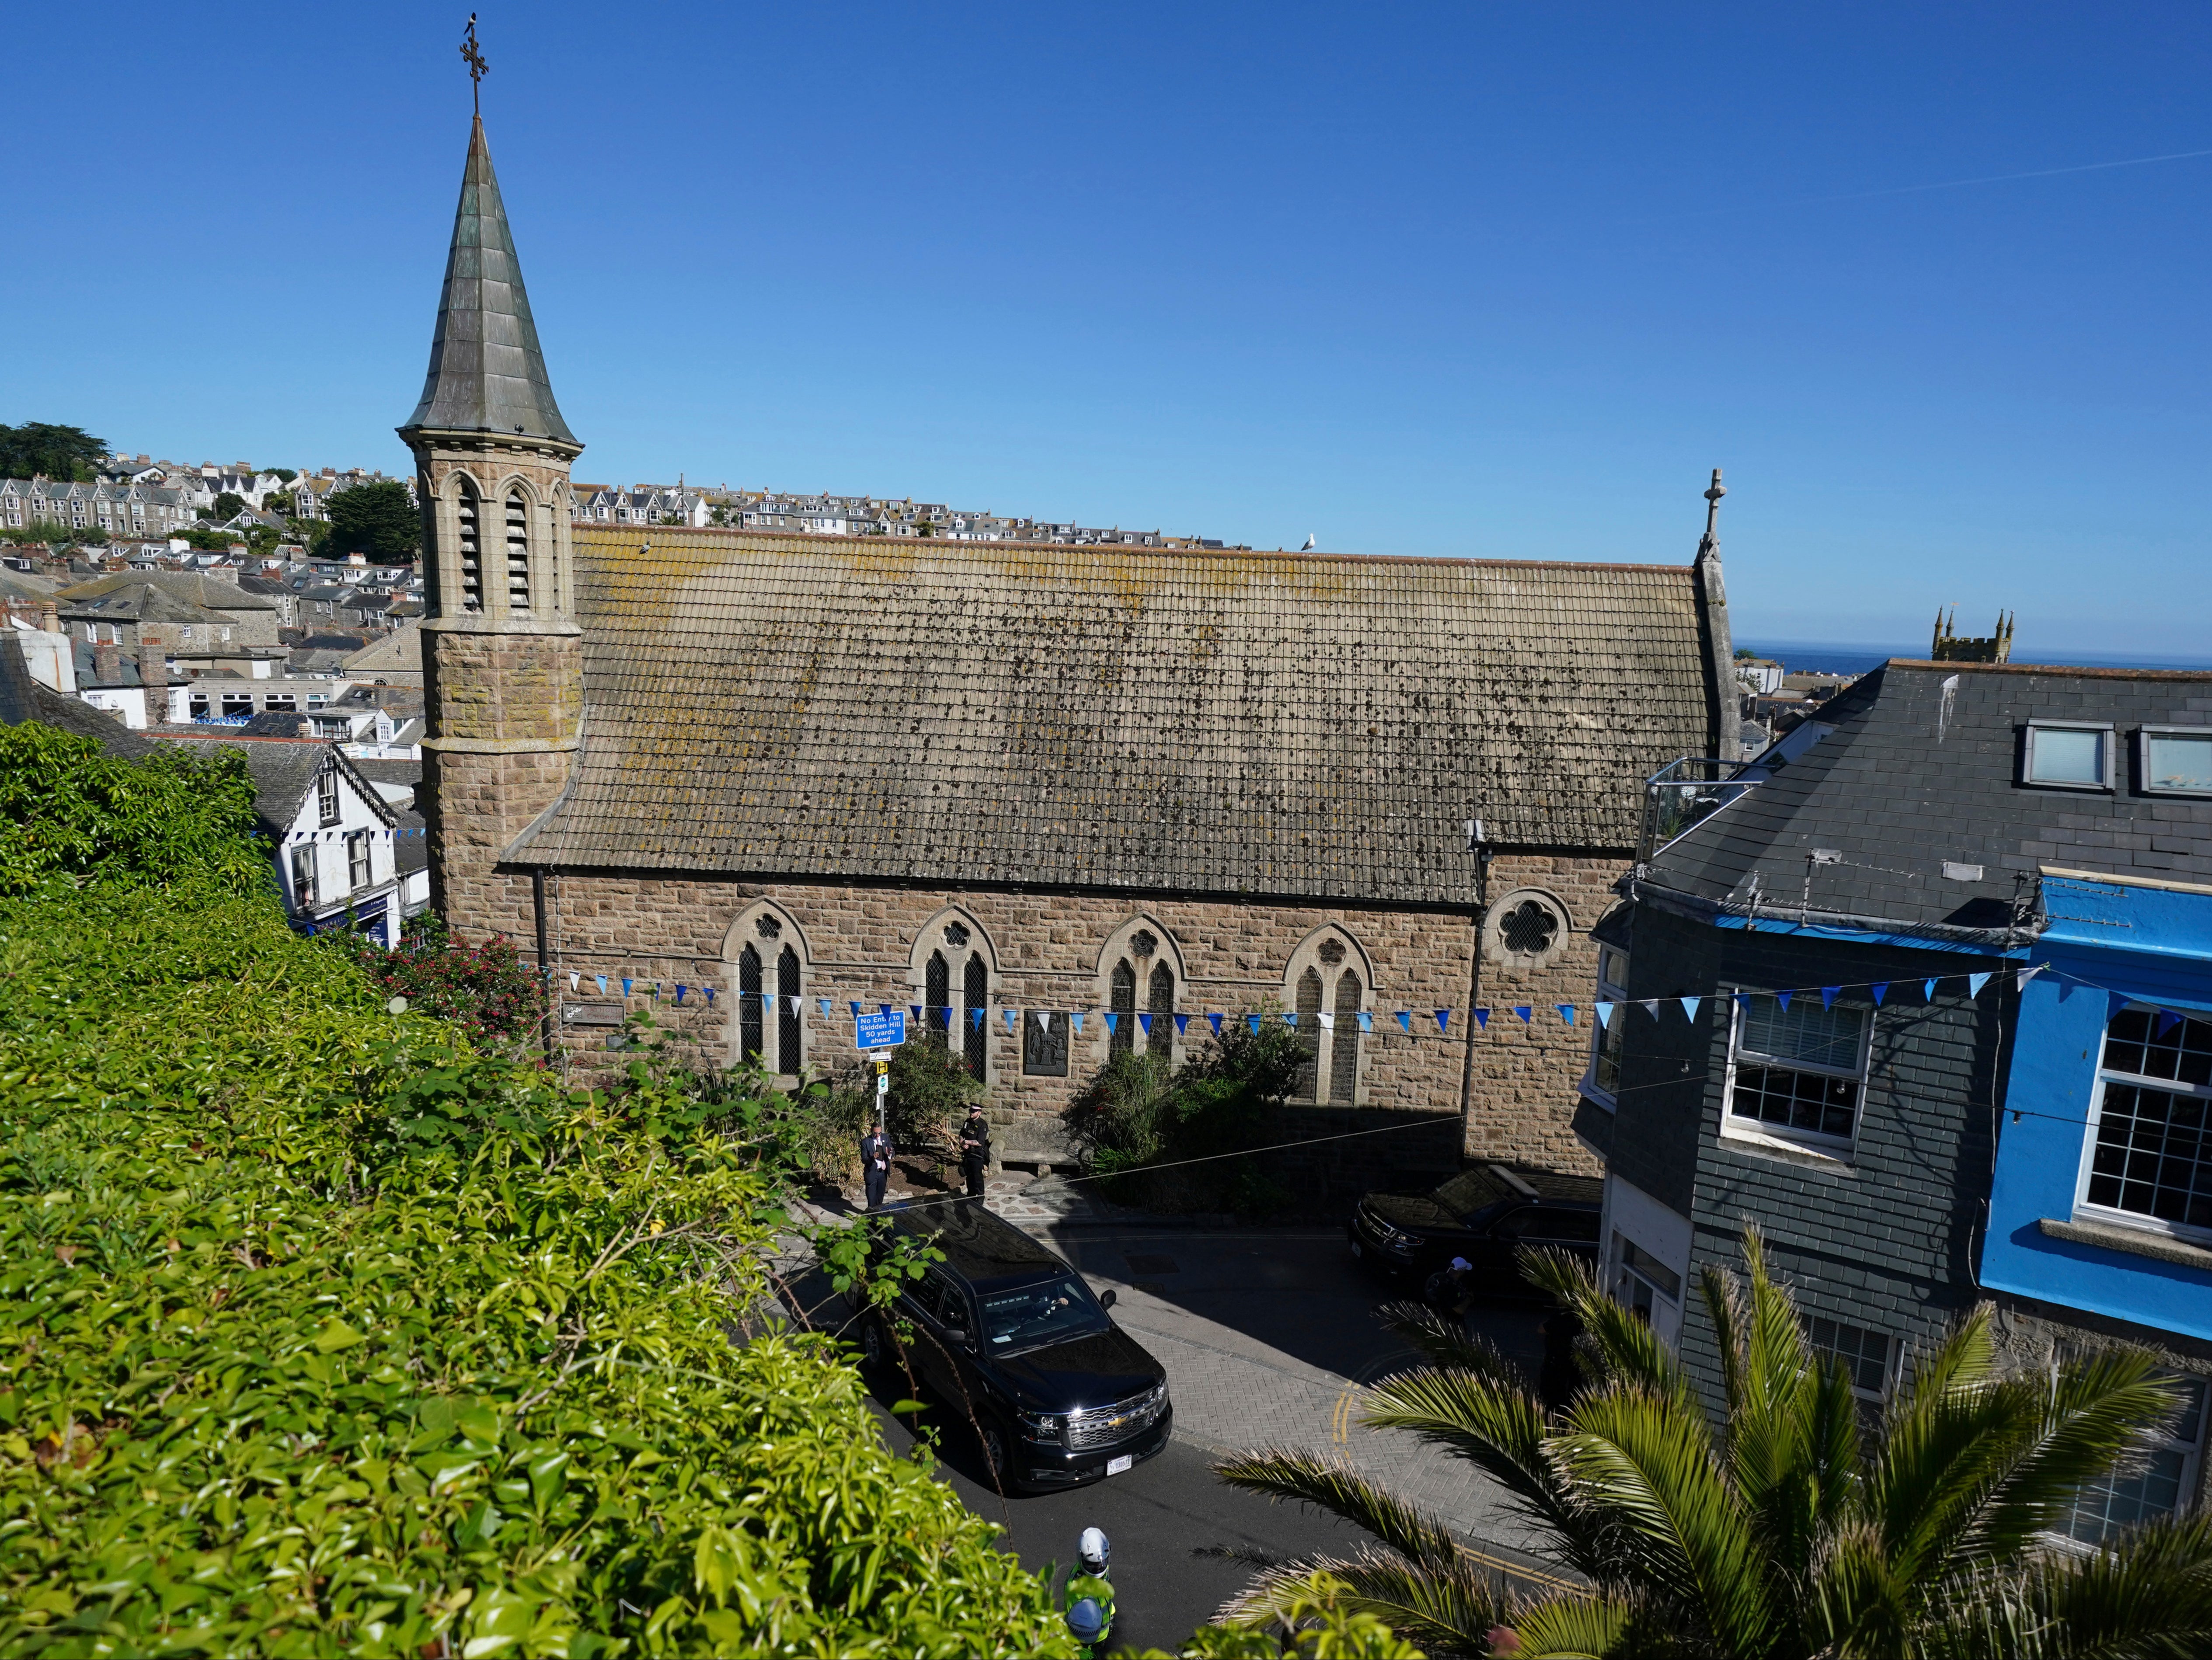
(739, 943, 763, 1065)
(505, 492, 530, 612)
(963, 952, 988, 1079)
(776, 946, 801, 1074)
(1294, 968, 1325, 1100)
(1111, 960, 1137, 1056)
(455, 484, 483, 610)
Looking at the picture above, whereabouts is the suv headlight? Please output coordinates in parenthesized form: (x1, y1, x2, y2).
(1016, 1409, 1062, 1444)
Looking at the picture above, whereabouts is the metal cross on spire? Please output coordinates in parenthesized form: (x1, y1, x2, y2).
(460, 13, 489, 117)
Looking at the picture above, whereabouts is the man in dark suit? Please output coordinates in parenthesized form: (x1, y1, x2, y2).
(958, 1105, 991, 1201)
(860, 1122, 894, 1211)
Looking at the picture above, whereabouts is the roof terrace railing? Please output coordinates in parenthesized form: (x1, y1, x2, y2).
(1639, 756, 1758, 863)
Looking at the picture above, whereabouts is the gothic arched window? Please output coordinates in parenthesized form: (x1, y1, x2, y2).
(1330, 968, 1363, 1104)
(1110, 959, 1137, 1056)
(738, 942, 763, 1065)
(777, 945, 801, 1073)
(963, 952, 988, 1079)
(1294, 967, 1324, 1100)
(505, 490, 531, 612)
(1147, 960, 1175, 1057)
(926, 950, 951, 1043)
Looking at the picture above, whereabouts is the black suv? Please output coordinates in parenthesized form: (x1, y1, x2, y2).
(857, 1201, 1171, 1493)
(1348, 1162, 1602, 1297)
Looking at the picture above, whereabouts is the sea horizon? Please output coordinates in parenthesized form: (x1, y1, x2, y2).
(1735, 638, 2212, 678)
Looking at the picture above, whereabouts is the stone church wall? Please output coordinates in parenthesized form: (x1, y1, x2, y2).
(474, 852, 1626, 1177)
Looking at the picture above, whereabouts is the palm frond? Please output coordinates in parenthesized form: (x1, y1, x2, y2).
(1357, 1365, 1606, 1572)
(1963, 1347, 2188, 1564)
(1527, 1244, 1699, 1415)
(1553, 1386, 1776, 1657)
(1377, 1298, 1534, 1392)
(1505, 1592, 1648, 1660)
(1801, 1517, 1917, 1660)
(2020, 1509, 2212, 1660)
(1912, 1512, 2212, 1660)
(1702, 1258, 1749, 1419)
(1212, 1447, 1465, 1571)
(1217, 1545, 1506, 1657)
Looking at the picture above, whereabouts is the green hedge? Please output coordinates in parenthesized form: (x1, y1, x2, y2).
(0, 884, 1072, 1657)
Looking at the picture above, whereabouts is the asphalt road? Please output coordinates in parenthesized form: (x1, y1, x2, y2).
(813, 1219, 1553, 1653)
(866, 1399, 1361, 1655)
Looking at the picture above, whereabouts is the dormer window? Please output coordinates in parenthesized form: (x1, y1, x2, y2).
(2023, 722, 2114, 790)
(2142, 728, 2212, 797)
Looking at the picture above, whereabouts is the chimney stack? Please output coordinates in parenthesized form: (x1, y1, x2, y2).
(92, 643, 121, 685)
(137, 633, 167, 709)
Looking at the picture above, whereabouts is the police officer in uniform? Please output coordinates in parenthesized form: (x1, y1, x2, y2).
(958, 1103, 991, 1201)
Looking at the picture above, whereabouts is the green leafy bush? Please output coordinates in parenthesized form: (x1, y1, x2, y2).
(1061, 1019, 1306, 1214)
(0, 739, 1073, 1660)
(333, 912, 545, 1047)
(0, 724, 268, 898)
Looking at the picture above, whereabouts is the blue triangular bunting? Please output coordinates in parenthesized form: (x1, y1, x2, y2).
(1441, 1009, 1457, 1032)
(1358, 1010, 1372, 1033)
(1776, 991, 1792, 1011)
(1104, 1012, 1119, 1034)
(1595, 1002, 1614, 1028)
(1514, 1006, 1533, 1024)
(1397, 1010, 1412, 1032)
(1175, 1013, 1191, 1035)
(1870, 983, 1888, 1006)
(1208, 1012, 1224, 1035)
(1137, 1012, 1152, 1035)
(1681, 997, 1701, 1022)
(1820, 987, 1839, 1009)
(1247, 1014, 1261, 1034)
(1968, 973, 1992, 998)
(1558, 1005, 1577, 1026)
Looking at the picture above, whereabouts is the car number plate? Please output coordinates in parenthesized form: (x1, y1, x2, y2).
(1348, 1240, 1362, 1257)
(1106, 1454, 1134, 1476)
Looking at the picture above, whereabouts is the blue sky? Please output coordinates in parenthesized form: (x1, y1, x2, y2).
(8, 3, 2207, 654)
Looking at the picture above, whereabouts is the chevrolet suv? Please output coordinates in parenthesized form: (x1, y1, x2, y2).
(857, 1201, 1172, 1492)
(1348, 1162, 1602, 1298)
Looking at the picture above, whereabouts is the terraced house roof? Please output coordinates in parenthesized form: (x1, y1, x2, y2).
(513, 527, 1730, 905)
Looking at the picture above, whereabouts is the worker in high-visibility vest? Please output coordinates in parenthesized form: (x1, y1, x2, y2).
(1059, 1527, 1115, 1652)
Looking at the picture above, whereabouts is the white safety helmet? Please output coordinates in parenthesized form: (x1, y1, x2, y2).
(1078, 1526, 1110, 1573)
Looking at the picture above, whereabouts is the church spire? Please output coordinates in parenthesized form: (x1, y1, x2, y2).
(401, 115, 578, 447)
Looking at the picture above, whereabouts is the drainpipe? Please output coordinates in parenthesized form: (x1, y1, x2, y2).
(532, 867, 554, 1059)
(1456, 819, 1493, 1161)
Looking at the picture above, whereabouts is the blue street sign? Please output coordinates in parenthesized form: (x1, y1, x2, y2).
(855, 1007, 906, 1051)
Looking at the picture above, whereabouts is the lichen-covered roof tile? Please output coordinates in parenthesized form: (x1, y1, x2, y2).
(514, 529, 1719, 903)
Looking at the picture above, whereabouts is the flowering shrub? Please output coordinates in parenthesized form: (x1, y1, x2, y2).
(338, 912, 545, 1045)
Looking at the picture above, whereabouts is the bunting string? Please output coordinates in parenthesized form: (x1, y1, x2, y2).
(533, 957, 2212, 1054)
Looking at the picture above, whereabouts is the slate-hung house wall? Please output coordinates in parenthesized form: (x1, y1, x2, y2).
(397, 111, 1741, 1176)
(1591, 660, 2212, 1545)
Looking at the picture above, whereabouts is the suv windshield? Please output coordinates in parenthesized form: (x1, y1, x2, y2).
(981, 1276, 1109, 1351)
(1429, 1169, 1508, 1222)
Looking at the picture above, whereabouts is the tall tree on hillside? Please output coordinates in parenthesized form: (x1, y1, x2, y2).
(1216, 1233, 2212, 1658)
(324, 479, 421, 564)
(0, 423, 108, 482)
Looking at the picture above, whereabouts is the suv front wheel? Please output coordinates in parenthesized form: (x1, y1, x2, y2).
(979, 1420, 1015, 1490)
(858, 1316, 888, 1374)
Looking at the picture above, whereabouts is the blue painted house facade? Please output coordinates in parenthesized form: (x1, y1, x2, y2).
(1586, 659, 2212, 1544)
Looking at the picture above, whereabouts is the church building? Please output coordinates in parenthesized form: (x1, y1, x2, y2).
(404, 114, 1740, 1175)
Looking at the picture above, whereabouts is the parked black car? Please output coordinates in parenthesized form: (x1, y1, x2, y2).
(857, 1201, 1172, 1493)
(1347, 1162, 1602, 1298)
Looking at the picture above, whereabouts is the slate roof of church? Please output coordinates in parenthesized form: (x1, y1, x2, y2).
(511, 526, 1726, 905)
(1641, 659, 2212, 935)
(400, 117, 577, 447)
